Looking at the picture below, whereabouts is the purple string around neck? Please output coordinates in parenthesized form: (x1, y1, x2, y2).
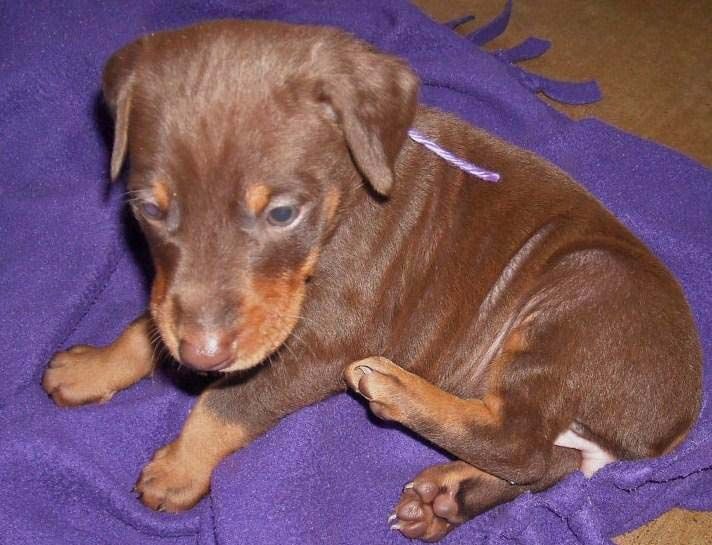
(407, 129, 501, 183)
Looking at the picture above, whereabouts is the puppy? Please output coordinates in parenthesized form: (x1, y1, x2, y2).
(42, 20, 702, 541)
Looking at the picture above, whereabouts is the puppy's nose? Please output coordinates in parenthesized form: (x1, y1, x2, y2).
(178, 330, 234, 371)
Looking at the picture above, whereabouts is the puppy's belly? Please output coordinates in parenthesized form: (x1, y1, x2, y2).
(554, 428, 617, 478)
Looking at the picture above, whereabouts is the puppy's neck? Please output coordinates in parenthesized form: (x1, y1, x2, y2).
(300, 108, 490, 346)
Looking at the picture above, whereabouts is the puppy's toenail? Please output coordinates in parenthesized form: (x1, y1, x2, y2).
(403, 481, 415, 490)
(390, 523, 402, 531)
(357, 365, 372, 375)
(388, 513, 398, 523)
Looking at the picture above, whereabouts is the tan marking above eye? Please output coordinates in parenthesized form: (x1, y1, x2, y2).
(151, 179, 172, 211)
(245, 184, 272, 215)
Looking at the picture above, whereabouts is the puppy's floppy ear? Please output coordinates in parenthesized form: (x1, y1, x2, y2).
(102, 43, 139, 181)
(319, 38, 419, 196)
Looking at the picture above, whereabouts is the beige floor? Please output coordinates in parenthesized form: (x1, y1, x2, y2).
(411, 1, 712, 543)
(414, 0, 712, 167)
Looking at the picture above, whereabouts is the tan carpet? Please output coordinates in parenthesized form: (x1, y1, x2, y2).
(411, 1, 712, 543)
(413, 0, 712, 166)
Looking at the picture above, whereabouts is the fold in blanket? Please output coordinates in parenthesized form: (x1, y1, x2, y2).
(0, 2, 709, 544)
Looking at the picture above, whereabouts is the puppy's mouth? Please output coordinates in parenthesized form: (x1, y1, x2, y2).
(151, 273, 309, 374)
(154, 310, 303, 374)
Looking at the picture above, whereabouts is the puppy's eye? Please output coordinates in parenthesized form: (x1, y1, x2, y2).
(267, 205, 299, 227)
(141, 202, 164, 220)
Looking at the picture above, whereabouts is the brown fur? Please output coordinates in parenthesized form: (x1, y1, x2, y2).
(43, 19, 702, 540)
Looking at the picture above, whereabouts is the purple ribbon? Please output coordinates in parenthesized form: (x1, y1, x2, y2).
(407, 129, 501, 183)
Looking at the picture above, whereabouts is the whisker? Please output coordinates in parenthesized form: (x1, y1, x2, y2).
(279, 313, 325, 331)
(281, 338, 299, 363)
(286, 330, 317, 361)
(124, 189, 146, 197)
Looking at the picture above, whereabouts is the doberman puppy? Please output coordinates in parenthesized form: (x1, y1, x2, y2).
(42, 20, 702, 541)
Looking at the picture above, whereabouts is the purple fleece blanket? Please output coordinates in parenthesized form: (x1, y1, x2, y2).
(1, 1, 710, 544)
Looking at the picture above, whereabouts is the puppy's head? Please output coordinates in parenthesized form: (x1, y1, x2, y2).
(103, 20, 418, 372)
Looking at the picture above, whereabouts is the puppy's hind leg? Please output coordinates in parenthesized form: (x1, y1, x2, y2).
(345, 356, 579, 541)
(390, 449, 578, 541)
(43, 314, 157, 406)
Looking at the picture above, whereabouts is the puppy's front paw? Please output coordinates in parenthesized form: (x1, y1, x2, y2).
(344, 356, 416, 422)
(43, 345, 119, 406)
(135, 442, 211, 512)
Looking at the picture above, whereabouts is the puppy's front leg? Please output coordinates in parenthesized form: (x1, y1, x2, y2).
(136, 357, 343, 512)
(43, 314, 156, 406)
(135, 392, 247, 512)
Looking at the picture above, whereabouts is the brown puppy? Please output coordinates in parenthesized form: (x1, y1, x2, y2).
(42, 20, 702, 541)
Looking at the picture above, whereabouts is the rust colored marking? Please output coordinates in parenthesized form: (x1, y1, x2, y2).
(149, 264, 180, 360)
(136, 398, 249, 511)
(486, 326, 532, 393)
(345, 356, 505, 428)
(299, 248, 320, 279)
(480, 393, 504, 427)
(245, 184, 272, 215)
(502, 329, 527, 354)
(229, 271, 305, 371)
(322, 187, 341, 224)
(152, 179, 172, 211)
(42, 315, 156, 406)
(151, 264, 169, 307)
